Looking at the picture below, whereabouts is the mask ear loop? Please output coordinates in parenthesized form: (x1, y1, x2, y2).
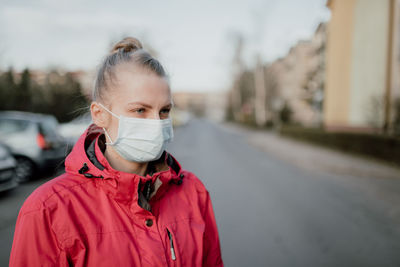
(103, 128, 114, 145)
(98, 102, 120, 118)
(97, 102, 120, 145)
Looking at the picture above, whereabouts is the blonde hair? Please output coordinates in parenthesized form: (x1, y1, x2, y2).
(92, 37, 169, 101)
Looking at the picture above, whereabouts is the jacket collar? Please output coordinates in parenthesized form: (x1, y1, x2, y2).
(65, 123, 183, 204)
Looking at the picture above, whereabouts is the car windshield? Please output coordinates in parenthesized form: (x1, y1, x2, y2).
(0, 119, 30, 135)
(39, 118, 59, 136)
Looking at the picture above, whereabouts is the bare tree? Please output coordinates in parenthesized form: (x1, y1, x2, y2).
(226, 31, 246, 122)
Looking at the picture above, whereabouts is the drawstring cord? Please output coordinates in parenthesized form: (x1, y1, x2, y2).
(78, 163, 104, 179)
(78, 162, 183, 184)
(170, 173, 184, 185)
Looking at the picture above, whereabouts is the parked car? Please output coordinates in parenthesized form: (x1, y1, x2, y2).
(0, 111, 70, 183)
(0, 142, 18, 192)
(59, 112, 92, 146)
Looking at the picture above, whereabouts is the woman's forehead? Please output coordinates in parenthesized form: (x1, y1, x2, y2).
(111, 70, 171, 102)
(116, 70, 169, 90)
(110, 75, 172, 106)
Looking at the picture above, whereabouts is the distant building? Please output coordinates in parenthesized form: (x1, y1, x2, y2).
(173, 91, 227, 121)
(68, 70, 96, 96)
(226, 22, 327, 127)
(16, 68, 94, 89)
(29, 70, 48, 85)
(268, 22, 327, 127)
(17, 68, 95, 100)
(324, 0, 400, 133)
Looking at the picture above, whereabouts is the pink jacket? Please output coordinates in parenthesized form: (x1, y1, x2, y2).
(9, 124, 223, 266)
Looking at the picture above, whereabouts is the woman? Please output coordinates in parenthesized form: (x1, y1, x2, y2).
(9, 37, 223, 267)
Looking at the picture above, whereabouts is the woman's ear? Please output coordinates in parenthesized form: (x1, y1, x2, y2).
(90, 102, 109, 128)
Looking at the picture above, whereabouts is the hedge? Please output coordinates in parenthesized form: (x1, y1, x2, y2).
(279, 125, 400, 167)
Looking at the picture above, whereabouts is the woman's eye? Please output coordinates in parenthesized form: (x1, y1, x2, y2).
(135, 108, 145, 113)
(160, 108, 170, 114)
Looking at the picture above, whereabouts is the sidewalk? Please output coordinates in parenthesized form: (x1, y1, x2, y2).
(218, 121, 400, 180)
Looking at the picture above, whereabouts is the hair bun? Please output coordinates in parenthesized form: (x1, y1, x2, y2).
(110, 37, 143, 54)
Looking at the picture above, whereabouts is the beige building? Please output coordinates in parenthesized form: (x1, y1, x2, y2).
(18, 68, 95, 97)
(324, 0, 400, 133)
(268, 23, 327, 127)
(226, 22, 327, 127)
(173, 91, 227, 121)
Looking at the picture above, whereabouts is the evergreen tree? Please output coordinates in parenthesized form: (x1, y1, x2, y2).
(0, 67, 89, 122)
(16, 68, 32, 111)
(0, 67, 17, 110)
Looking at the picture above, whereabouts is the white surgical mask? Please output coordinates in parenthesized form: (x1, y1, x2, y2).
(98, 103, 174, 163)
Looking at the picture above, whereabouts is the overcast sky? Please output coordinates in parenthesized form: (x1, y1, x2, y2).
(0, 0, 330, 92)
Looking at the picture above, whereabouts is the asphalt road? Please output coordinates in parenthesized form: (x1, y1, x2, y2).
(167, 118, 400, 267)
(1, 117, 400, 266)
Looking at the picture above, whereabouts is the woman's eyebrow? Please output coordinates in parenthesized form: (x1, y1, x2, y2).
(163, 103, 173, 108)
(127, 102, 173, 108)
(127, 102, 152, 108)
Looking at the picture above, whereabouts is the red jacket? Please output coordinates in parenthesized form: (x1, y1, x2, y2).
(9, 124, 223, 266)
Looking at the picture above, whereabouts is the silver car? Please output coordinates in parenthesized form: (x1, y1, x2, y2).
(0, 143, 18, 192)
(0, 111, 70, 182)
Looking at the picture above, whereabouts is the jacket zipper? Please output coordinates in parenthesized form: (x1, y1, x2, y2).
(166, 228, 176, 261)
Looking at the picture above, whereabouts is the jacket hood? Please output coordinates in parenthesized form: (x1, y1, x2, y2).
(64, 123, 183, 204)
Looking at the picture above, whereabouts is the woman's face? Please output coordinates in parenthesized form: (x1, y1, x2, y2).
(92, 66, 173, 143)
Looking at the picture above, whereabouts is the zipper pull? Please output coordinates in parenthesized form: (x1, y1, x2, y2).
(167, 229, 176, 261)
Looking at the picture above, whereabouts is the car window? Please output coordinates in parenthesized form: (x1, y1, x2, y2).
(39, 118, 59, 136)
(0, 119, 30, 135)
